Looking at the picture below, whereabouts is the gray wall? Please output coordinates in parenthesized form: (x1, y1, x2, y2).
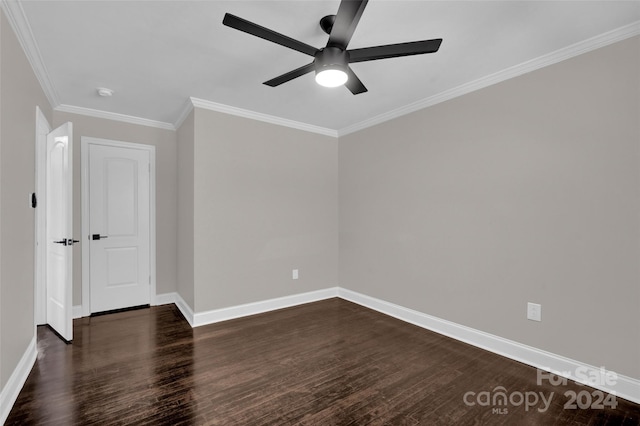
(190, 108, 339, 312)
(339, 36, 640, 378)
(177, 110, 195, 309)
(52, 111, 178, 305)
(0, 10, 52, 388)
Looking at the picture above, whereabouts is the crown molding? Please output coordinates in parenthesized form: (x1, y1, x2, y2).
(188, 97, 339, 138)
(174, 98, 195, 130)
(55, 104, 175, 131)
(3, 0, 637, 139)
(0, 0, 59, 108)
(338, 20, 640, 137)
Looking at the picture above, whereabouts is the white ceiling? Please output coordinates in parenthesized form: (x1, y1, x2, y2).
(9, 1, 640, 134)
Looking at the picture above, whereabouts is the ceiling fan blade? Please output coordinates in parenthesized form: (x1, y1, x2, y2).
(263, 63, 316, 87)
(344, 67, 367, 95)
(348, 39, 442, 63)
(223, 13, 318, 57)
(327, 0, 368, 49)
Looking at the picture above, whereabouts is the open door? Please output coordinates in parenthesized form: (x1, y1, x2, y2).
(46, 122, 73, 342)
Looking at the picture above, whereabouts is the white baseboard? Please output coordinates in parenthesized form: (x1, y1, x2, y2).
(0, 337, 37, 424)
(154, 292, 178, 307)
(73, 292, 196, 324)
(192, 287, 339, 327)
(337, 287, 640, 405)
(105, 287, 640, 404)
(72, 305, 83, 319)
(173, 293, 195, 327)
(154, 292, 194, 326)
(72, 292, 179, 318)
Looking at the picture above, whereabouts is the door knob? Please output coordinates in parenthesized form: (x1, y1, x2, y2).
(91, 234, 108, 240)
(53, 239, 68, 246)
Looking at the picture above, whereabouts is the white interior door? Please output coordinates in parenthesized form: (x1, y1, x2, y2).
(88, 143, 151, 313)
(46, 122, 73, 342)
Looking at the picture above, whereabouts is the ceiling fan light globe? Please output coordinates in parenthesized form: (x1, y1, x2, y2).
(315, 69, 348, 88)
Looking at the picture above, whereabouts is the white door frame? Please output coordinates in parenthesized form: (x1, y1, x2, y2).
(81, 137, 156, 317)
(35, 106, 51, 325)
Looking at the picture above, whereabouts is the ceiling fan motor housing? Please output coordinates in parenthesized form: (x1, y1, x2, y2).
(315, 47, 349, 72)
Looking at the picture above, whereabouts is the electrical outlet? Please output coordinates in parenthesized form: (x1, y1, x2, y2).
(527, 302, 541, 322)
(292, 269, 299, 280)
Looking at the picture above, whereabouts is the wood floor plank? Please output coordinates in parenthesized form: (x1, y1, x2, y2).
(5, 298, 640, 425)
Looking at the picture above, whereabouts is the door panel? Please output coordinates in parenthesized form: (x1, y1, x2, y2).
(106, 158, 137, 237)
(89, 144, 150, 313)
(106, 247, 138, 286)
(46, 122, 73, 342)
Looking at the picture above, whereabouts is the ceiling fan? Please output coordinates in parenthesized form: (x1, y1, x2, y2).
(222, 0, 442, 94)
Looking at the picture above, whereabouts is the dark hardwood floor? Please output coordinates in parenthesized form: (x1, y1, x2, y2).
(6, 298, 640, 425)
